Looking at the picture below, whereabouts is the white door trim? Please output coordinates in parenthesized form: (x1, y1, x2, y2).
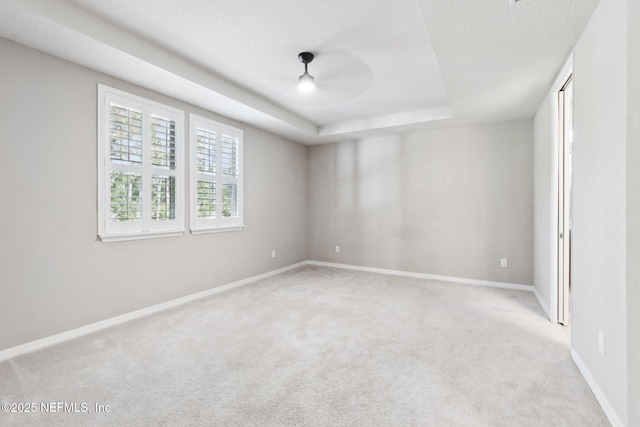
(548, 55, 574, 324)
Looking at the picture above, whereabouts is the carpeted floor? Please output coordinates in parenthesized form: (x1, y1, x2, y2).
(0, 265, 609, 426)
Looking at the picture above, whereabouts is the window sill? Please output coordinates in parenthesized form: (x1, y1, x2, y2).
(99, 230, 185, 243)
(190, 226, 244, 235)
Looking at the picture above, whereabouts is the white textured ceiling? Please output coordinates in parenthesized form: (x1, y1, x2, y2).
(0, 0, 599, 144)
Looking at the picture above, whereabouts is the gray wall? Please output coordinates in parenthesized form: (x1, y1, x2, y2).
(571, 0, 628, 422)
(308, 120, 534, 285)
(0, 38, 309, 351)
(533, 92, 554, 317)
(627, 0, 640, 423)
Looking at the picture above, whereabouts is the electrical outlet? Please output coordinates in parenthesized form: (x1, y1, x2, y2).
(500, 258, 508, 268)
(598, 332, 605, 355)
(271, 250, 276, 258)
(335, 245, 340, 253)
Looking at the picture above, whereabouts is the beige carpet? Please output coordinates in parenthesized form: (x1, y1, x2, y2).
(0, 265, 609, 426)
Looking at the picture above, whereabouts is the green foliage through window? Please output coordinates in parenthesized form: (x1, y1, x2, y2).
(222, 183, 238, 218)
(220, 135, 238, 177)
(197, 180, 216, 218)
(150, 116, 176, 170)
(196, 128, 216, 174)
(110, 172, 142, 222)
(151, 176, 176, 221)
(110, 105, 142, 164)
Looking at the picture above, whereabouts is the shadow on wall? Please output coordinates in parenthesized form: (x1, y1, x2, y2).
(309, 121, 534, 285)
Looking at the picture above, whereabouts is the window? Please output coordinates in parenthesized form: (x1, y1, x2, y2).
(190, 114, 243, 233)
(98, 85, 185, 242)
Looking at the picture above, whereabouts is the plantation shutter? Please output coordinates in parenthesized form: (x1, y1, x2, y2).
(98, 85, 184, 242)
(190, 115, 243, 233)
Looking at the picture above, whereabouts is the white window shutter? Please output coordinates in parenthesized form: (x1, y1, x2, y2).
(190, 114, 243, 234)
(98, 85, 185, 242)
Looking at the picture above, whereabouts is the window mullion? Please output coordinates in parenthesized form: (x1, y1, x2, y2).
(110, 163, 142, 173)
(215, 127, 222, 219)
(151, 167, 177, 177)
(141, 105, 152, 232)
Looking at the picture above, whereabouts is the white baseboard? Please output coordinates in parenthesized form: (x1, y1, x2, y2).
(0, 261, 307, 362)
(306, 260, 534, 292)
(571, 349, 625, 427)
(0, 260, 537, 362)
(533, 287, 553, 321)
(2, 259, 624, 427)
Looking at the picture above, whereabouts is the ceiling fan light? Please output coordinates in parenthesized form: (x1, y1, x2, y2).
(297, 52, 315, 92)
(298, 72, 315, 92)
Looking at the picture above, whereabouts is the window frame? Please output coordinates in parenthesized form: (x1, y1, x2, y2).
(189, 114, 244, 234)
(98, 84, 185, 242)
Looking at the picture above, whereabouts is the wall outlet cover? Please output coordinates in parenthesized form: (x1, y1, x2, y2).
(598, 332, 605, 355)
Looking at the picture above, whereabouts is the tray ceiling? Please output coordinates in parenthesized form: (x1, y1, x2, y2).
(0, 0, 599, 144)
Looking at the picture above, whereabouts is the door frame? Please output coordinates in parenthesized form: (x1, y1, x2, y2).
(557, 74, 573, 325)
(548, 56, 573, 324)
